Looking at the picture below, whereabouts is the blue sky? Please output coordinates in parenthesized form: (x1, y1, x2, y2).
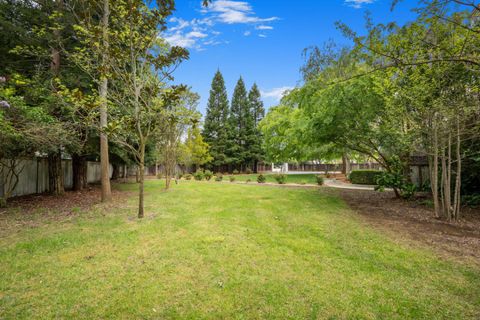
(165, 0, 418, 116)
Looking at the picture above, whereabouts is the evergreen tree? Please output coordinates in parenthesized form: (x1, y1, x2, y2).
(228, 77, 249, 170)
(202, 70, 230, 171)
(248, 83, 265, 172)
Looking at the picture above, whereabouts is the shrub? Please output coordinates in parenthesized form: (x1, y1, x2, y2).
(374, 157, 416, 199)
(462, 194, 480, 207)
(229, 176, 235, 182)
(156, 173, 163, 179)
(245, 168, 252, 174)
(204, 170, 213, 181)
(349, 170, 383, 185)
(193, 170, 204, 181)
(316, 175, 324, 186)
(257, 174, 266, 183)
(300, 180, 307, 185)
(185, 174, 192, 180)
(246, 178, 251, 183)
(274, 174, 287, 184)
(177, 173, 184, 180)
(232, 169, 239, 175)
(215, 173, 223, 182)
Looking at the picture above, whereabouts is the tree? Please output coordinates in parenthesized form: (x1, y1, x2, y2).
(179, 126, 212, 171)
(106, 0, 188, 218)
(247, 83, 265, 172)
(228, 77, 249, 171)
(202, 70, 230, 171)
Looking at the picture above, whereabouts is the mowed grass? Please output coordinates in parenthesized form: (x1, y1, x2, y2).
(233, 173, 318, 184)
(1, 181, 480, 319)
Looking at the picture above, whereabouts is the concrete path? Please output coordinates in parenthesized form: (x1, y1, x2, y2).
(323, 179, 377, 191)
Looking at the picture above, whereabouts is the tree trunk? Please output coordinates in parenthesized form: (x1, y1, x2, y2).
(138, 143, 145, 218)
(431, 117, 440, 218)
(72, 154, 87, 191)
(111, 163, 120, 180)
(453, 117, 462, 221)
(99, 0, 112, 202)
(48, 151, 64, 195)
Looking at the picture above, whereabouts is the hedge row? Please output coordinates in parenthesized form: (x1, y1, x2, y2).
(349, 170, 383, 185)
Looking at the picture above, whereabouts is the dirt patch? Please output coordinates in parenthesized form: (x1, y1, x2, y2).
(336, 188, 480, 264)
(0, 185, 132, 236)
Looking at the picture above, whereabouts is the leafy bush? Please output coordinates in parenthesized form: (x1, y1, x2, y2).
(257, 174, 266, 183)
(246, 178, 251, 183)
(215, 173, 223, 182)
(229, 176, 236, 182)
(245, 168, 252, 174)
(185, 174, 192, 180)
(193, 170, 204, 181)
(232, 169, 239, 175)
(177, 173, 184, 180)
(316, 175, 324, 186)
(204, 170, 213, 181)
(349, 170, 383, 185)
(462, 194, 480, 207)
(156, 173, 163, 179)
(274, 174, 287, 184)
(374, 157, 416, 199)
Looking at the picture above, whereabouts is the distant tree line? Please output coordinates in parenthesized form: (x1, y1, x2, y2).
(202, 70, 265, 173)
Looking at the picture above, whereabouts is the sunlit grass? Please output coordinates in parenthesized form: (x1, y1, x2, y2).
(1, 180, 479, 319)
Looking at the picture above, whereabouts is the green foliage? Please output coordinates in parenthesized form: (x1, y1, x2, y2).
(257, 174, 266, 184)
(215, 173, 223, 182)
(245, 168, 252, 174)
(193, 170, 205, 181)
(245, 178, 251, 183)
(177, 173, 184, 180)
(375, 158, 416, 199)
(349, 170, 383, 185)
(229, 176, 235, 182)
(462, 195, 480, 207)
(202, 70, 230, 168)
(232, 169, 239, 175)
(204, 170, 213, 181)
(185, 174, 192, 181)
(274, 174, 287, 184)
(316, 175, 324, 186)
(179, 126, 213, 169)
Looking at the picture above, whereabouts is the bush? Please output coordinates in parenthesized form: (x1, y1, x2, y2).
(245, 168, 252, 174)
(316, 175, 324, 186)
(300, 180, 307, 185)
(246, 178, 251, 183)
(185, 174, 192, 180)
(204, 170, 213, 181)
(232, 169, 239, 175)
(349, 170, 383, 185)
(257, 174, 266, 183)
(274, 174, 287, 184)
(374, 157, 416, 199)
(177, 173, 184, 180)
(229, 176, 236, 182)
(215, 173, 223, 182)
(193, 170, 204, 181)
(156, 173, 163, 179)
(462, 194, 480, 207)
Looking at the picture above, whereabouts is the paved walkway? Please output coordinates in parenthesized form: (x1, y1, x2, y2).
(324, 179, 377, 191)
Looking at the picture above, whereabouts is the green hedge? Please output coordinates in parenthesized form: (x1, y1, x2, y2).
(349, 170, 383, 185)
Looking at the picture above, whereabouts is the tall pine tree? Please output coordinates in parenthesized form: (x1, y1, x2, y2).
(228, 77, 250, 170)
(202, 70, 230, 171)
(248, 83, 265, 172)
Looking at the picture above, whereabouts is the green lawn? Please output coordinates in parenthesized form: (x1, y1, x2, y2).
(233, 173, 318, 184)
(1, 181, 479, 319)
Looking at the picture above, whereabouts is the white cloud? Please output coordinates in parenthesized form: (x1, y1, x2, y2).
(255, 25, 273, 30)
(164, 30, 208, 49)
(203, 0, 279, 24)
(164, 1, 278, 51)
(261, 86, 294, 102)
(344, 0, 376, 9)
(258, 34, 267, 38)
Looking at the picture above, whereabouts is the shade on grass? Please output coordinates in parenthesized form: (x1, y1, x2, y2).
(1, 181, 479, 319)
